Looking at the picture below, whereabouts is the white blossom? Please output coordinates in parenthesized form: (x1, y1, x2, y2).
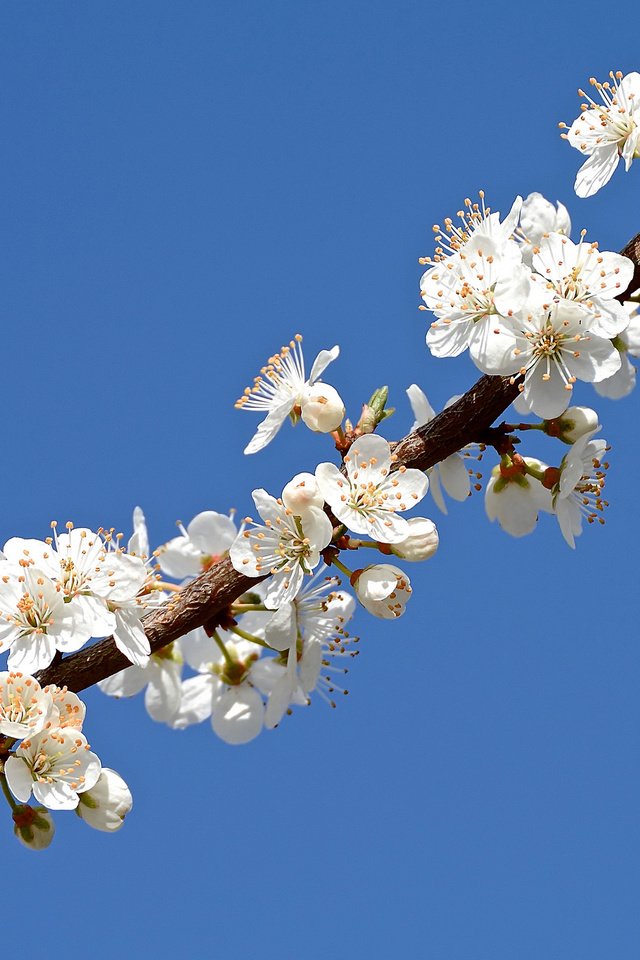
(423, 233, 534, 365)
(420, 192, 522, 266)
(0, 566, 92, 674)
(517, 192, 571, 264)
(485, 459, 552, 538)
(594, 302, 640, 399)
(98, 641, 184, 724)
(477, 301, 621, 419)
(546, 406, 600, 444)
(561, 71, 640, 197)
(5, 728, 101, 811)
(76, 768, 133, 832)
(229, 488, 333, 608)
(316, 434, 428, 543)
(551, 434, 609, 548)
(172, 632, 265, 745)
(532, 232, 633, 339)
(352, 564, 412, 619)
(157, 510, 237, 580)
(0, 671, 55, 739)
(235, 334, 341, 454)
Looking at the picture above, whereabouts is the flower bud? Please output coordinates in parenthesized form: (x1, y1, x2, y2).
(352, 564, 412, 619)
(389, 517, 439, 561)
(544, 406, 600, 444)
(300, 383, 345, 433)
(485, 459, 552, 537)
(12, 804, 55, 850)
(76, 768, 133, 832)
(282, 472, 325, 515)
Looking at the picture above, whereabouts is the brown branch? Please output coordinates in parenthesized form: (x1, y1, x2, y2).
(35, 233, 640, 694)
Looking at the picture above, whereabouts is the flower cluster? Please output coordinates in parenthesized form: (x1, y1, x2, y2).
(0, 521, 165, 673)
(0, 671, 132, 849)
(421, 191, 634, 420)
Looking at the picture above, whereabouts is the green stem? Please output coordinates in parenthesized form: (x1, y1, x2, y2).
(211, 629, 235, 668)
(347, 538, 380, 550)
(0, 771, 18, 812)
(230, 603, 268, 614)
(329, 555, 354, 579)
(332, 523, 348, 541)
(228, 624, 277, 652)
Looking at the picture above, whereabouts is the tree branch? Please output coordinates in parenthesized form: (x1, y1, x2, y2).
(35, 233, 640, 693)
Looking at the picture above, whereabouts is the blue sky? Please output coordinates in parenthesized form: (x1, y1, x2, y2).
(1, 2, 639, 957)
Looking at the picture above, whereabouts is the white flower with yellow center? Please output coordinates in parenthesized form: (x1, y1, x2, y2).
(476, 301, 621, 419)
(5, 727, 101, 811)
(0, 671, 55, 739)
(0, 566, 91, 673)
(229, 488, 333, 608)
(561, 71, 640, 197)
(235, 334, 342, 454)
(423, 233, 534, 365)
(419, 192, 522, 267)
(533, 232, 633, 339)
(351, 564, 412, 619)
(316, 434, 428, 543)
(551, 434, 609, 549)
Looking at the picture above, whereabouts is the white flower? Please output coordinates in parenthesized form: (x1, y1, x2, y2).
(552, 434, 609, 548)
(243, 567, 356, 653)
(0, 566, 91, 673)
(595, 302, 640, 399)
(561, 71, 640, 197)
(90, 550, 155, 668)
(229, 488, 333, 608)
(48, 686, 87, 730)
(13, 804, 55, 850)
(422, 233, 534, 365)
(517, 192, 571, 265)
(485, 459, 552, 538)
(2, 528, 115, 645)
(300, 382, 345, 433)
(532, 232, 633, 339)
(157, 510, 238, 580)
(76, 768, 133, 832)
(250, 582, 358, 726)
(406, 384, 471, 513)
(0, 671, 55, 739)
(389, 517, 439, 562)
(172, 633, 265, 745)
(97, 641, 184, 724)
(352, 564, 412, 619)
(316, 434, 428, 543)
(235, 334, 341, 454)
(420, 192, 522, 265)
(5, 728, 101, 811)
(477, 301, 622, 419)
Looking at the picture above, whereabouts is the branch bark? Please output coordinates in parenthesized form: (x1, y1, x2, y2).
(35, 232, 640, 694)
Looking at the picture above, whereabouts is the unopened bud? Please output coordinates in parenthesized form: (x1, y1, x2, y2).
(544, 406, 600, 444)
(282, 473, 325, 515)
(76, 768, 133, 832)
(300, 383, 345, 433)
(12, 804, 55, 850)
(389, 517, 439, 561)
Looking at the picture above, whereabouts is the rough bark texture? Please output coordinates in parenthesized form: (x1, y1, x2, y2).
(35, 233, 640, 694)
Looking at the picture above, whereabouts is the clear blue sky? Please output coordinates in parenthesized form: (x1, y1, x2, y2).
(1, 2, 639, 957)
